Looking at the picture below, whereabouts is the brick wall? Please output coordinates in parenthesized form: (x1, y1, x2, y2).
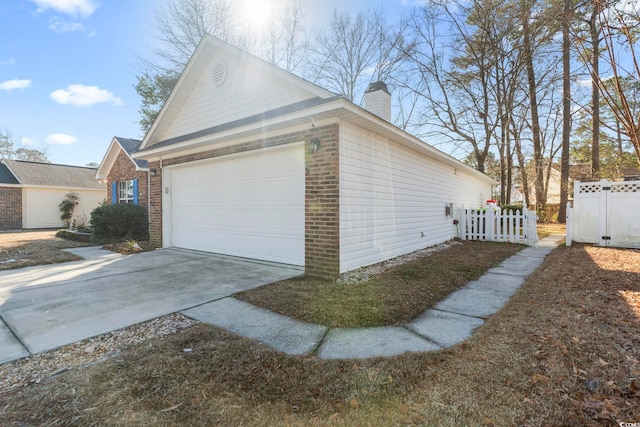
(149, 123, 341, 278)
(0, 187, 22, 230)
(148, 160, 163, 247)
(107, 150, 149, 212)
(304, 125, 340, 278)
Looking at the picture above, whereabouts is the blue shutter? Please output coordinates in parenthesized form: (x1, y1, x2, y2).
(111, 181, 117, 204)
(132, 178, 139, 205)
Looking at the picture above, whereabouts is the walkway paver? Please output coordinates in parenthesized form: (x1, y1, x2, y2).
(183, 298, 327, 356)
(186, 234, 563, 360)
(317, 326, 441, 359)
(406, 309, 484, 349)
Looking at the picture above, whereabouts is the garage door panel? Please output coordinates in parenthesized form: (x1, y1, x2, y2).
(169, 145, 305, 265)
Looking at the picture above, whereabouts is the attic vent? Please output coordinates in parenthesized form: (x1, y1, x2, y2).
(212, 61, 227, 87)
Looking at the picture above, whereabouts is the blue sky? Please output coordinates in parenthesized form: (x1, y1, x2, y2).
(0, 0, 409, 167)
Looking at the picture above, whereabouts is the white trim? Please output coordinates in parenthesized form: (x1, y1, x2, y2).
(136, 117, 336, 162)
(0, 183, 103, 190)
(136, 97, 493, 186)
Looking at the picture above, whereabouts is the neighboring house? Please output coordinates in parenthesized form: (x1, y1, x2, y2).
(95, 137, 149, 211)
(510, 186, 524, 204)
(0, 160, 106, 231)
(124, 35, 495, 278)
(528, 166, 568, 206)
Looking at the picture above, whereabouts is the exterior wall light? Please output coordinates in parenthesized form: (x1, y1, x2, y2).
(150, 169, 157, 176)
(309, 137, 321, 153)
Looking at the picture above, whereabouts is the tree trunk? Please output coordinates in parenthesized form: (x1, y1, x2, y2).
(522, 5, 546, 213)
(590, 6, 600, 180)
(559, 0, 572, 223)
(514, 133, 530, 207)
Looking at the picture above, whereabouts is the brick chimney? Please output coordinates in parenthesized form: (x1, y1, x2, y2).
(363, 81, 391, 122)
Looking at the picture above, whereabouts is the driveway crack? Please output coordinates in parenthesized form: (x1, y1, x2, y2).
(0, 313, 31, 356)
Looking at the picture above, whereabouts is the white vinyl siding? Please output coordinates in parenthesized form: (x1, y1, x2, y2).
(165, 144, 305, 265)
(339, 123, 491, 273)
(22, 188, 106, 229)
(158, 54, 316, 142)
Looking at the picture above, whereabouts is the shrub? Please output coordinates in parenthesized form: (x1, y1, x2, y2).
(90, 203, 149, 244)
(59, 192, 79, 228)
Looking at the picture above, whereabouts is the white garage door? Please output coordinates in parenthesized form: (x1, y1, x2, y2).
(168, 144, 305, 265)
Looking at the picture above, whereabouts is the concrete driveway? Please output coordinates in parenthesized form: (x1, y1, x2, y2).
(0, 247, 303, 364)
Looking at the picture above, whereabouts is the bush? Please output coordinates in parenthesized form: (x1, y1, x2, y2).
(90, 203, 149, 244)
(59, 192, 79, 228)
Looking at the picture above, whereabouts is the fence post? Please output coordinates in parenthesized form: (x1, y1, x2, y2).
(458, 205, 468, 240)
(566, 201, 572, 247)
(455, 206, 464, 239)
(598, 179, 609, 247)
(486, 205, 495, 241)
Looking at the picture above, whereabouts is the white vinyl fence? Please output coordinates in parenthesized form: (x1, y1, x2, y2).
(457, 205, 539, 246)
(567, 179, 640, 248)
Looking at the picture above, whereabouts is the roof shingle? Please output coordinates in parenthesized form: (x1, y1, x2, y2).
(1, 160, 103, 189)
(114, 137, 148, 168)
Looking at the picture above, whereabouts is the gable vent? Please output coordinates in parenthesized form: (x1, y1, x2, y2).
(212, 61, 227, 87)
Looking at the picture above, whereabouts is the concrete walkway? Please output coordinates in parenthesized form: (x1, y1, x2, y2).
(0, 248, 302, 364)
(184, 235, 563, 359)
(1, 236, 561, 365)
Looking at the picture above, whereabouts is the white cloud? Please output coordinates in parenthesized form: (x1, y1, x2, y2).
(45, 133, 78, 145)
(50, 84, 123, 107)
(577, 78, 592, 88)
(21, 137, 38, 146)
(29, 0, 98, 17)
(50, 18, 86, 33)
(1, 57, 15, 66)
(0, 79, 32, 91)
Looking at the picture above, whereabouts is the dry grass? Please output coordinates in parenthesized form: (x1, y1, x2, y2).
(0, 230, 93, 271)
(1, 243, 638, 426)
(537, 222, 566, 239)
(236, 240, 523, 327)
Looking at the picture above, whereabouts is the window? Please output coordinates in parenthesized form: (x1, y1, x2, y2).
(111, 179, 138, 205)
(118, 180, 134, 204)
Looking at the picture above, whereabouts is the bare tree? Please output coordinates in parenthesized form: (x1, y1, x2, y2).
(148, 0, 235, 73)
(558, 0, 573, 222)
(592, 1, 640, 164)
(308, 8, 398, 103)
(0, 128, 49, 162)
(256, 0, 308, 73)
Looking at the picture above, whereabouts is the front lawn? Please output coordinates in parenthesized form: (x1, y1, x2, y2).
(1, 243, 638, 425)
(0, 230, 93, 271)
(235, 240, 524, 327)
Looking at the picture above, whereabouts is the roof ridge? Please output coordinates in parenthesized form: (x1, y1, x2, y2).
(6, 159, 98, 170)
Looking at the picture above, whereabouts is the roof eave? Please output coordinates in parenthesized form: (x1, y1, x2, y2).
(134, 98, 494, 186)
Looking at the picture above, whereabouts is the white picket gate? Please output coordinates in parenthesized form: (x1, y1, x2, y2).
(457, 206, 539, 246)
(566, 179, 640, 248)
